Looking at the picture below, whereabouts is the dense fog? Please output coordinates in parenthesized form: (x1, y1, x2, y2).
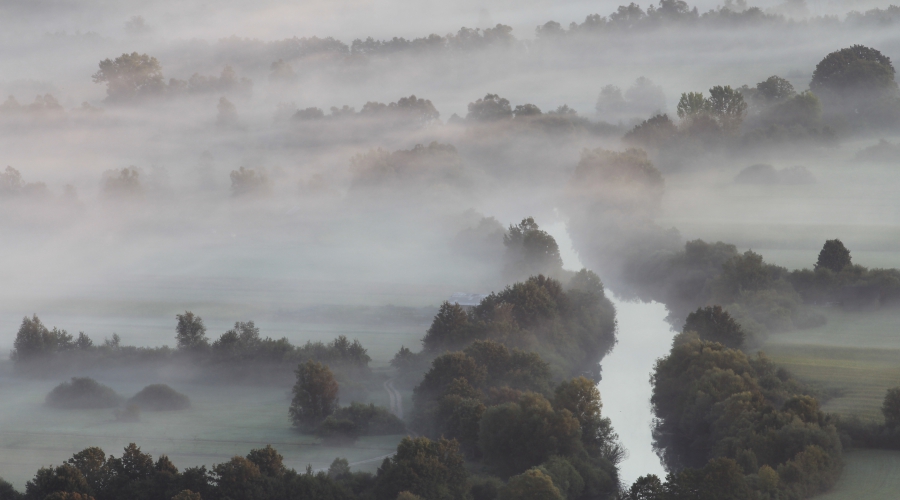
(2, 0, 900, 496)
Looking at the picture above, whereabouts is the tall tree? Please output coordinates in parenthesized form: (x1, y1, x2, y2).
(290, 360, 340, 429)
(92, 53, 166, 103)
(815, 239, 851, 272)
(175, 312, 208, 350)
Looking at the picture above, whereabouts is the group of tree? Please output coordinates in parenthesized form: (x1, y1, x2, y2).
(92, 52, 252, 103)
(10, 313, 372, 384)
(624, 44, 897, 157)
(286, 95, 440, 131)
(400, 270, 616, 381)
(1, 435, 610, 500)
(635, 327, 842, 499)
(349, 142, 466, 195)
(458, 93, 618, 137)
(188, 0, 900, 77)
(289, 360, 405, 442)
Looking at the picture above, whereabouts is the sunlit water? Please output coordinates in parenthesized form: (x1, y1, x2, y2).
(598, 298, 672, 485)
(546, 222, 673, 485)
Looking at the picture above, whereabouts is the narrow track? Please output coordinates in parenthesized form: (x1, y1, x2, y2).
(383, 378, 403, 419)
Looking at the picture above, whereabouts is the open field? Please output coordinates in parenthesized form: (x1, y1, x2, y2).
(760, 308, 900, 420)
(817, 450, 900, 500)
(0, 375, 407, 489)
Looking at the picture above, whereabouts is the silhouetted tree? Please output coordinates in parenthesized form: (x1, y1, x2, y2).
(466, 94, 512, 122)
(815, 239, 851, 272)
(682, 305, 745, 348)
(175, 311, 208, 350)
(92, 53, 165, 103)
(422, 302, 473, 353)
(373, 437, 467, 500)
(503, 217, 563, 280)
(497, 469, 563, 500)
(883, 387, 900, 427)
(290, 360, 340, 429)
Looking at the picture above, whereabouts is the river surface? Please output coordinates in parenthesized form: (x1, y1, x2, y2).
(545, 222, 674, 485)
(598, 298, 672, 485)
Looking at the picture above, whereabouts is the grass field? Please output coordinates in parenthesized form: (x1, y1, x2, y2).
(817, 450, 900, 500)
(0, 376, 407, 490)
(761, 308, 900, 420)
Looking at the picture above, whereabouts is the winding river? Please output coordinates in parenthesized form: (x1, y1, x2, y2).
(547, 222, 673, 485)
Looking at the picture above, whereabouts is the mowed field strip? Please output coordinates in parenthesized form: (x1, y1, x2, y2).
(0, 378, 407, 489)
(762, 307, 900, 420)
(816, 450, 900, 500)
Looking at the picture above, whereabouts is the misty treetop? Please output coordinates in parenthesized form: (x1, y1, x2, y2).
(10, 313, 372, 383)
(414, 272, 617, 379)
(648, 332, 841, 499)
(92, 52, 253, 103)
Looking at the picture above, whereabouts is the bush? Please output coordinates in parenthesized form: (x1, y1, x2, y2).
(45, 378, 120, 409)
(127, 384, 190, 411)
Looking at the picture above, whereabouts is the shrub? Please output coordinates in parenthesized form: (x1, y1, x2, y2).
(45, 378, 120, 409)
(127, 384, 190, 411)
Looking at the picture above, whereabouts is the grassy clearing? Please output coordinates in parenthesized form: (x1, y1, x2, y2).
(0, 379, 406, 490)
(760, 308, 900, 419)
(817, 450, 900, 500)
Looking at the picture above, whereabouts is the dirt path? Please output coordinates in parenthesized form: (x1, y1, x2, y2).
(383, 379, 403, 419)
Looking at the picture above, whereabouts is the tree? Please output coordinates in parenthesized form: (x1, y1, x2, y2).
(422, 302, 472, 353)
(815, 239, 851, 272)
(0, 477, 21, 500)
(92, 53, 166, 103)
(676, 92, 706, 118)
(883, 387, 900, 427)
(466, 94, 512, 122)
(175, 311, 208, 350)
(245, 446, 286, 477)
(66, 448, 108, 496)
(553, 378, 619, 460)
(682, 306, 745, 348)
(216, 97, 237, 126)
(754, 75, 796, 104)
(624, 474, 663, 499)
(479, 392, 582, 476)
(25, 465, 91, 500)
(503, 217, 564, 280)
(290, 360, 340, 429)
(705, 85, 747, 130)
(810, 45, 897, 97)
(497, 469, 564, 500)
(373, 437, 467, 500)
(12, 314, 56, 361)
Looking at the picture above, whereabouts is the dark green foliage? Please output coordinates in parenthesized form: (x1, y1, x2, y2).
(290, 360, 340, 429)
(883, 387, 900, 427)
(552, 377, 621, 463)
(24, 464, 91, 500)
(422, 302, 473, 353)
(333, 402, 405, 434)
(468, 476, 503, 500)
(623, 114, 677, 149)
(466, 94, 513, 122)
(496, 469, 563, 500)
(623, 474, 663, 499)
(478, 392, 582, 476)
(318, 402, 405, 442)
(651, 334, 841, 497)
(537, 456, 583, 499)
(682, 305, 745, 348)
(175, 311, 208, 350)
(810, 45, 897, 96)
(0, 478, 21, 500)
(128, 384, 190, 411)
(502, 218, 564, 281)
(45, 378, 120, 409)
(12, 315, 75, 362)
(815, 239, 852, 273)
(373, 437, 468, 500)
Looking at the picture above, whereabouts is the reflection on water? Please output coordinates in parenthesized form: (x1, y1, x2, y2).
(598, 298, 672, 485)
